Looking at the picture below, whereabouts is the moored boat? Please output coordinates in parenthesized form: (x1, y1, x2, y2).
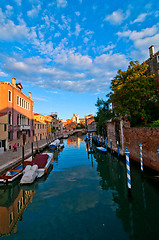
(96, 147, 107, 152)
(49, 139, 60, 149)
(20, 153, 53, 184)
(0, 162, 24, 183)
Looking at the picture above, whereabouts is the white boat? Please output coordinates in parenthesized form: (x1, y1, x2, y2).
(58, 143, 64, 149)
(49, 139, 60, 149)
(20, 153, 53, 184)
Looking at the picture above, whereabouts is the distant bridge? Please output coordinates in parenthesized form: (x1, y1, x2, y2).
(72, 129, 87, 135)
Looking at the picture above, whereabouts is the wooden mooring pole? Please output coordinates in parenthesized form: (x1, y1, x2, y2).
(22, 146, 24, 169)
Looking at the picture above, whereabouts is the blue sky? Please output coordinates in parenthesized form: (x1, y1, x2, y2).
(0, 0, 159, 121)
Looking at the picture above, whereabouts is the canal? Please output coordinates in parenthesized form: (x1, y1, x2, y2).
(0, 136, 159, 240)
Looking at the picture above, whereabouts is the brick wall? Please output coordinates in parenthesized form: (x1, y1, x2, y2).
(123, 127, 159, 171)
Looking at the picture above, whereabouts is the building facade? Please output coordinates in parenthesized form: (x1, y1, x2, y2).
(145, 45, 159, 87)
(34, 114, 47, 141)
(0, 113, 8, 151)
(0, 78, 34, 150)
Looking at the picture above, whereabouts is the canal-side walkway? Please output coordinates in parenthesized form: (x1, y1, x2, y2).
(0, 139, 51, 174)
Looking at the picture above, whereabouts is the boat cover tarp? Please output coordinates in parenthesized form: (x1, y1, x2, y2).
(29, 154, 48, 168)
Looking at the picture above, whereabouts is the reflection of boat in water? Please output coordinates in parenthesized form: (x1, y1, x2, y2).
(0, 180, 35, 238)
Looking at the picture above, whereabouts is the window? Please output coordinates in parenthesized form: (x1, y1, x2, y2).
(17, 96, 19, 105)
(157, 55, 159, 63)
(4, 124, 7, 132)
(17, 131, 21, 139)
(22, 99, 23, 108)
(20, 98, 21, 106)
(8, 112, 12, 125)
(17, 114, 19, 125)
(24, 100, 25, 109)
(8, 90, 12, 102)
(28, 103, 30, 110)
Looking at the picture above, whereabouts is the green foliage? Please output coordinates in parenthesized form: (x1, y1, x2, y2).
(109, 61, 159, 126)
(51, 127, 55, 134)
(95, 98, 114, 136)
(149, 120, 159, 127)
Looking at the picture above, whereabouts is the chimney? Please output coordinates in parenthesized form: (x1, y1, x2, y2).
(29, 92, 31, 99)
(12, 77, 16, 86)
(149, 45, 155, 58)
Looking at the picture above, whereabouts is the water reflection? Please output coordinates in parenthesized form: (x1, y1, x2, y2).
(0, 182, 35, 238)
(67, 136, 83, 148)
(93, 147, 159, 239)
(1, 137, 159, 239)
(0, 165, 53, 238)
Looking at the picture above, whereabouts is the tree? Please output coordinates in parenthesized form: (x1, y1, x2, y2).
(109, 61, 159, 126)
(95, 98, 114, 136)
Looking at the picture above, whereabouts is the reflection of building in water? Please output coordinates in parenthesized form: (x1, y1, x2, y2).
(67, 137, 82, 148)
(0, 187, 35, 237)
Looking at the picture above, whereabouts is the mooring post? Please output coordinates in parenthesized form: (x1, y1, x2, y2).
(139, 142, 143, 172)
(101, 137, 103, 146)
(125, 147, 131, 196)
(106, 137, 108, 150)
(110, 139, 112, 154)
(117, 141, 119, 157)
(31, 142, 34, 159)
(22, 146, 24, 169)
(36, 136, 39, 153)
(90, 133, 92, 150)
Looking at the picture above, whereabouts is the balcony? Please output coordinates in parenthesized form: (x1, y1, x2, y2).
(20, 125, 30, 131)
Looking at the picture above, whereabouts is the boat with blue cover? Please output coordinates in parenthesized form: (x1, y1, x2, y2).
(96, 147, 107, 152)
(49, 139, 60, 149)
(0, 162, 24, 183)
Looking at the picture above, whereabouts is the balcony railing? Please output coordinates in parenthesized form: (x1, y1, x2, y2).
(20, 125, 30, 130)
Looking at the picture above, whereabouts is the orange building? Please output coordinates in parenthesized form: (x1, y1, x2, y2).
(0, 78, 34, 150)
(34, 113, 47, 141)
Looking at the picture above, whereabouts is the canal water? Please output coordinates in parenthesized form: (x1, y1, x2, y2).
(0, 136, 159, 240)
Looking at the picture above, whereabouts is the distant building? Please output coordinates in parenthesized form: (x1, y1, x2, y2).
(145, 45, 159, 87)
(0, 113, 8, 151)
(34, 113, 47, 141)
(0, 78, 34, 150)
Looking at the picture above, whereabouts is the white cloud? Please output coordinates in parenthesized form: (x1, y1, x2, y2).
(33, 97, 48, 102)
(0, 71, 8, 77)
(57, 0, 67, 8)
(5, 5, 13, 17)
(27, 4, 41, 18)
(2, 49, 129, 93)
(14, 0, 22, 6)
(75, 11, 80, 16)
(55, 32, 61, 37)
(95, 53, 128, 69)
(104, 9, 129, 25)
(117, 24, 159, 60)
(132, 13, 148, 24)
(75, 23, 82, 36)
(117, 25, 158, 41)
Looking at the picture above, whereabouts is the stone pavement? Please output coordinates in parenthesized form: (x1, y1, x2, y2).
(0, 139, 52, 174)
